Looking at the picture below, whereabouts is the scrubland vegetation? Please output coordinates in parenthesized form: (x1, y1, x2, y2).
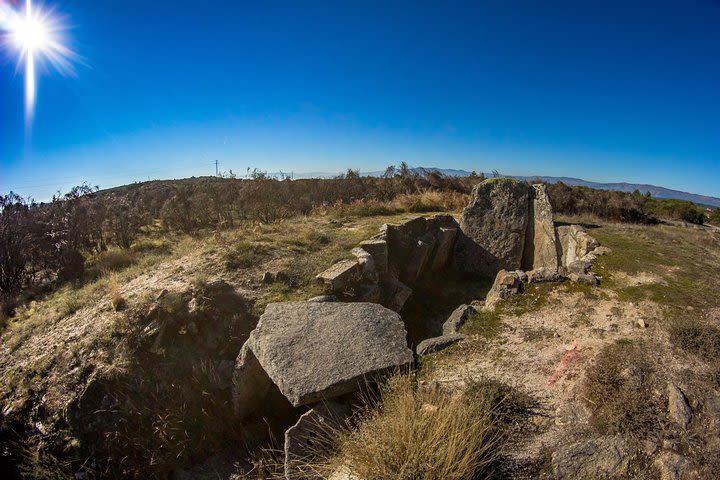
(2, 168, 713, 322)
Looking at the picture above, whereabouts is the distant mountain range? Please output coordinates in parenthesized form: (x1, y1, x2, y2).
(259, 166, 720, 208)
(372, 167, 720, 208)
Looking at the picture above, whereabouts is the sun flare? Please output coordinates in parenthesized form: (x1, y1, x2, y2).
(1, 0, 76, 127)
(10, 6, 50, 51)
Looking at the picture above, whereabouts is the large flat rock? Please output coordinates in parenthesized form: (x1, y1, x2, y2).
(245, 302, 413, 407)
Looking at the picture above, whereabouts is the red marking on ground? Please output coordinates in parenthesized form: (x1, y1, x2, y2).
(547, 340, 578, 387)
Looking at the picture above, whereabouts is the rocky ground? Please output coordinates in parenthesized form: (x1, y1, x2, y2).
(423, 219, 720, 479)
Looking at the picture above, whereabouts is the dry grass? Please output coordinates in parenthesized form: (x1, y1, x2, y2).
(315, 191, 469, 218)
(88, 249, 138, 277)
(107, 274, 127, 311)
(309, 375, 502, 480)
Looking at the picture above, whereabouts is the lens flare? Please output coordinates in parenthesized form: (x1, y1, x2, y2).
(1, 0, 77, 127)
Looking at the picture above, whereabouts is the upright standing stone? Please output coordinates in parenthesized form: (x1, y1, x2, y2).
(454, 178, 532, 277)
(527, 184, 559, 271)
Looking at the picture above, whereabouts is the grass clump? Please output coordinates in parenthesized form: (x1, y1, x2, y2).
(92, 249, 137, 274)
(224, 241, 272, 269)
(584, 339, 661, 437)
(130, 237, 172, 255)
(668, 317, 720, 360)
(107, 274, 127, 312)
(462, 309, 505, 339)
(317, 375, 502, 480)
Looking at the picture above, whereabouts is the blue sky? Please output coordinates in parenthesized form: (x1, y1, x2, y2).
(1, 0, 719, 200)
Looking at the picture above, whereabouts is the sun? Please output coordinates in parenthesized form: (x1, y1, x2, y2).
(10, 7, 50, 52)
(1, 0, 77, 127)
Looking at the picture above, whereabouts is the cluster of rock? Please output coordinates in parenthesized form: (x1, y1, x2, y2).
(231, 177, 611, 479)
(453, 178, 609, 309)
(315, 214, 460, 312)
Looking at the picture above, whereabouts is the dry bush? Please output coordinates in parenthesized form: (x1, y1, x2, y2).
(313, 199, 397, 218)
(315, 191, 469, 218)
(669, 317, 720, 360)
(310, 375, 502, 480)
(584, 339, 663, 437)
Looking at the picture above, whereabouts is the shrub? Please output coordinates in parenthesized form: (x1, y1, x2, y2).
(312, 375, 502, 480)
(669, 317, 720, 360)
(708, 208, 720, 225)
(584, 340, 661, 437)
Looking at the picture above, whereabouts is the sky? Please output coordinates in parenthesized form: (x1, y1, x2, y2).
(1, 0, 719, 201)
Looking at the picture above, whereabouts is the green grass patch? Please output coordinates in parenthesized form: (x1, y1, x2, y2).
(497, 282, 551, 315)
(461, 310, 505, 339)
(224, 241, 273, 269)
(591, 223, 720, 309)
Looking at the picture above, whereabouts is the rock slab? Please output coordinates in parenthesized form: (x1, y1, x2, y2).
(551, 436, 630, 479)
(525, 184, 559, 271)
(667, 383, 693, 429)
(239, 302, 413, 407)
(416, 334, 465, 356)
(284, 401, 352, 480)
(442, 304, 476, 335)
(455, 178, 532, 277)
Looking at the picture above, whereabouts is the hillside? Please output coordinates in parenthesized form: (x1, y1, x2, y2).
(1, 178, 720, 479)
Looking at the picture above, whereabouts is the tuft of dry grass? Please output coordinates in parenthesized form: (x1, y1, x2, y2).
(57, 287, 83, 317)
(107, 274, 127, 312)
(224, 241, 273, 269)
(310, 375, 502, 480)
(94, 249, 138, 274)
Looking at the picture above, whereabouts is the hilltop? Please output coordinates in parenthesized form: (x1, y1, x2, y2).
(1, 175, 720, 479)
